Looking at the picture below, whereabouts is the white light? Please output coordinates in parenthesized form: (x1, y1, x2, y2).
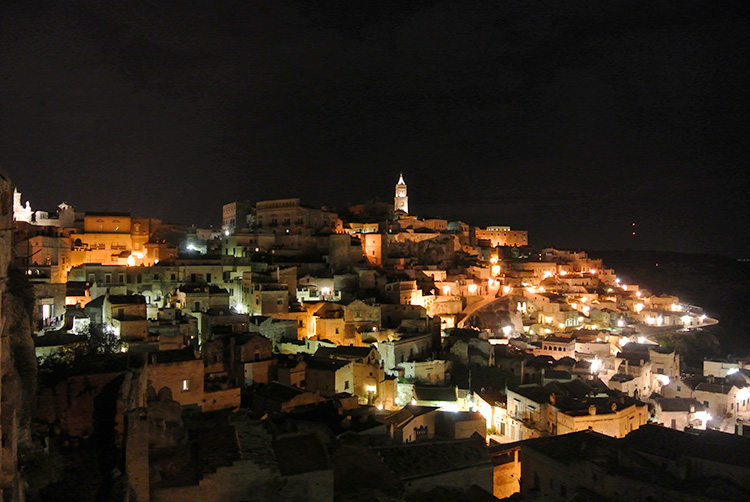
(637, 336, 646, 344)
(366, 385, 377, 393)
(502, 325, 512, 336)
(727, 368, 739, 375)
(694, 410, 712, 423)
(590, 358, 602, 374)
(681, 315, 691, 325)
(656, 374, 670, 385)
(224, 230, 230, 236)
(617, 319, 626, 328)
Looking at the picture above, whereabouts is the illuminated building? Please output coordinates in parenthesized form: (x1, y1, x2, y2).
(394, 173, 409, 214)
(254, 198, 341, 235)
(221, 200, 252, 235)
(475, 226, 528, 247)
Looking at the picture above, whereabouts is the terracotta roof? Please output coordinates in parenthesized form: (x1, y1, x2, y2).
(414, 386, 458, 402)
(373, 438, 490, 481)
(273, 433, 330, 476)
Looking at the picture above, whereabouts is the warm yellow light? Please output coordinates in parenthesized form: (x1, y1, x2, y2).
(634, 303, 644, 313)
(442, 286, 451, 295)
(559, 270, 567, 276)
(468, 284, 478, 294)
(589, 269, 597, 274)
(491, 265, 501, 276)
(490, 256, 498, 264)
(502, 285, 511, 294)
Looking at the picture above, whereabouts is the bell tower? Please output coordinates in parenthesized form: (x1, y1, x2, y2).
(394, 173, 408, 215)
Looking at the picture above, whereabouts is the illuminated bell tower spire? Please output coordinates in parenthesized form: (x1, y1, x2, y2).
(394, 173, 408, 215)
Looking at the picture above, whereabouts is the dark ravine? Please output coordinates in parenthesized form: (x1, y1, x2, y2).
(2, 265, 39, 499)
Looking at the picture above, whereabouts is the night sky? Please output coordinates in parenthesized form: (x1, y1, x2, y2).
(2, 1, 749, 256)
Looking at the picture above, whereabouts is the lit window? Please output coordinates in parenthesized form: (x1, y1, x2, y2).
(182, 379, 190, 391)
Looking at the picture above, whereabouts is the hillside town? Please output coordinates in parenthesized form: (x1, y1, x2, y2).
(2, 170, 749, 501)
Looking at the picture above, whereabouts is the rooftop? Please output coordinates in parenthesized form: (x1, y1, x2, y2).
(373, 438, 490, 482)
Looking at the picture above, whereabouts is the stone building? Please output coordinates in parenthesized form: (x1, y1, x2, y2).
(394, 173, 409, 215)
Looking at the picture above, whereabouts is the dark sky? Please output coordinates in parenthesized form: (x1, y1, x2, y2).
(2, 0, 749, 256)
